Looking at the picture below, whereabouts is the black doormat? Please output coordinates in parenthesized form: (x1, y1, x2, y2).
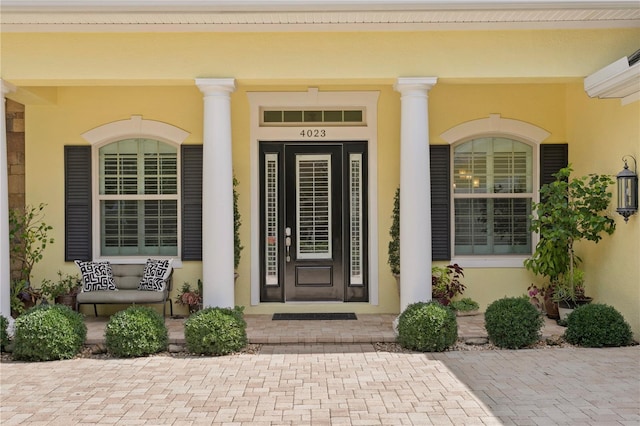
(272, 312, 357, 321)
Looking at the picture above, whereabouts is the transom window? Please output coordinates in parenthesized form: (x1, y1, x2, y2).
(261, 108, 364, 126)
(98, 138, 178, 256)
(453, 137, 533, 256)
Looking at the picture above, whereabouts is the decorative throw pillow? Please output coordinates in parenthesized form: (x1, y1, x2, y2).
(138, 258, 173, 291)
(74, 260, 117, 292)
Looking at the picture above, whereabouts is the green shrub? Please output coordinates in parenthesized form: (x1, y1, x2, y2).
(0, 315, 9, 351)
(13, 304, 86, 361)
(397, 302, 458, 352)
(485, 296, 543, 349)
(450, 297, 479, 312)
(185, 306, 247, 355)
(105, 306, 168, 357)
(565, 303, 632, 347)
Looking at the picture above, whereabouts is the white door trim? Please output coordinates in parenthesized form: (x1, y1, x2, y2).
(247, 88, 380, 305)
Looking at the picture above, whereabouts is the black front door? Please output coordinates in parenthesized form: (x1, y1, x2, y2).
(259, 142, 368, 303)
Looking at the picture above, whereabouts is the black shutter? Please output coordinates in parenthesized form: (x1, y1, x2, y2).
(181, 145, 203, 260)
(540, 144, 568, 187)
(430, 144, 450, 261)
(64, 146, 92, 261)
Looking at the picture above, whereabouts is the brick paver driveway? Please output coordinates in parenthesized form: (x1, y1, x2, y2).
(1, 344, 638, 425)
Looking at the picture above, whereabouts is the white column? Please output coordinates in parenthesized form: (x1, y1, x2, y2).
(394, 77, 437, 312)
(1, 80, 16, 325)
(195, 78, 236, 308)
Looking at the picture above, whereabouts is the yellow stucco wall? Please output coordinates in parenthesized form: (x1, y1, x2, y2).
(565, 83, 640, 337)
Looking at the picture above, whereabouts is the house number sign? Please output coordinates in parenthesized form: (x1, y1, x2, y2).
(300, 129, 327, 138)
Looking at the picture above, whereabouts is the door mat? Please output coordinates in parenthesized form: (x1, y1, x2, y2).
(272, 313, 357, 320)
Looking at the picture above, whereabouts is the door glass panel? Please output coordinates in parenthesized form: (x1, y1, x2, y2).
(265, 154, 279, 286)
(349, 153, 363, 285)
(296, 154, 332, 259)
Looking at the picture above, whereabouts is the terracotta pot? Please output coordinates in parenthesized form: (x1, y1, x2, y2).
(55, 294, 78, 311)
(544, 298, 559, 319)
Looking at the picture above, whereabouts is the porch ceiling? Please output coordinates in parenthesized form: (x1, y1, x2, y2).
(2, 0, 639, 32)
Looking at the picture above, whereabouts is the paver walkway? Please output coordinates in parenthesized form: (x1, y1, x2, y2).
(1, 345, 638, 425)
(2, 314, 638, 425)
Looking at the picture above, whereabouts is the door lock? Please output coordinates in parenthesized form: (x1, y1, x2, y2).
(285, 227, 292, 262)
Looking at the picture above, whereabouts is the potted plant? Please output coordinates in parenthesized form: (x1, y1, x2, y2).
(431, 264, 466, 306)
(175, 280, 203, 314)
(527, 283, 558, 318)
(524, 166, 615, 314)
(40, 271, 82, 310)
(553, 268, 591, 320)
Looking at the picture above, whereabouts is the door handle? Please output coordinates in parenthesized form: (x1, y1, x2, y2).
(285, 227, 292, 262)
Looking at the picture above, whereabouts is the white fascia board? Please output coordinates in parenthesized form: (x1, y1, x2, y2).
(3, 0, 639, 12)
(584, 56, 640, 103)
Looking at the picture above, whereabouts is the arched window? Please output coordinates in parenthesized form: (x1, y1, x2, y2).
(98, 138, 178, 256)
(453, 137, 533, 255)
(65, 116, 194, 262)
(439, 114, 564, 267)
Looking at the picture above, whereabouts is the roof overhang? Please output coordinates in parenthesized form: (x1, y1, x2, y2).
(1, 0, 639, 32)
(584, 50, 640, 105)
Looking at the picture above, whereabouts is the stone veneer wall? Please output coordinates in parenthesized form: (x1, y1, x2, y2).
(6, 99, 25, 280)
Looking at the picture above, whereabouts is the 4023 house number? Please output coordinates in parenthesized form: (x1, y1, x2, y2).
(300, 129, 327, 138)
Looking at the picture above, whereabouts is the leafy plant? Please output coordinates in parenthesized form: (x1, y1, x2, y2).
(0, 315, 9, 351)
(431, 264, 466, 305)
(552, 268, 586, 304)
(175, 280, 203, 313)
(184, 306, 247, 355)
(485, 296, 544, 349)
(9, 203, 55, 282)
(524, 166, 615, 302)
(564, 304, 633, 347)
(10, 279, 41, 317)
(40, 271, 81, 301)
(105, 306, 168, 357)
(449, 297, 479, 312)
(12, 304, 86, 361)
(234, 176, 243, 270)
(388, 187, 400, 275)
(397, 301, 458, 352)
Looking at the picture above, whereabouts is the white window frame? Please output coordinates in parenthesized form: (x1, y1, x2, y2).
(81, 115, 190, 265)
(441, 114, 550, 268)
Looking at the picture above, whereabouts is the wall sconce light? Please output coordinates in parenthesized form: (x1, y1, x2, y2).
(616, 155, 638, 223)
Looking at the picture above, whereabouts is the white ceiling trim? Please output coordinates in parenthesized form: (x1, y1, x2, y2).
(2, 1, 639, 32)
